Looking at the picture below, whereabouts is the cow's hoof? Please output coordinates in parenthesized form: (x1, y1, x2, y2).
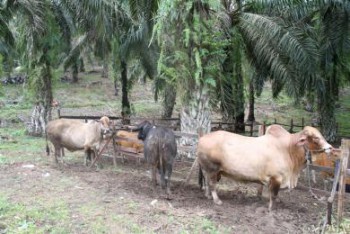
(214, 199, 223, 205)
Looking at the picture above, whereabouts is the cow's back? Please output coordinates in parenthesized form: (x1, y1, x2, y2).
(144, 127, 177, 163)
(47, 119, 99, 151)
(197, 130, 295, 186)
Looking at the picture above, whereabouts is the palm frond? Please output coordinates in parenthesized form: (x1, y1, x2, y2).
(63, 34, 88, 70)
(239, 12, 319, 98)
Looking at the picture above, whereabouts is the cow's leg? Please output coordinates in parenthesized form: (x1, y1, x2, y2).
(54, 146, 60, 164)
(268, 177, 280, 211)
(209, 173, 222, 205)
(257, 184, 264, 198)
(159, 161, 166, 190)
(202, 172, 211, 199)
(84, 149, 91, 166)
(311, 170, 316, 184)
(165, 162, 173, 196)
(324, 179, 329, 191)
(151, 164, 157, 188)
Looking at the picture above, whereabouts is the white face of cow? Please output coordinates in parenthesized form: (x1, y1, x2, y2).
(98, 116, 113, 138)
(302, 126, 333, 154)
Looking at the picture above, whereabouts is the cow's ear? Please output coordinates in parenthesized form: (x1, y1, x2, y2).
(296, 135, 307, 146)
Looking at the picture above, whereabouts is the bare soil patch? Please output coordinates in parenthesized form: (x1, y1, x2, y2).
(1, 152, 345, 233)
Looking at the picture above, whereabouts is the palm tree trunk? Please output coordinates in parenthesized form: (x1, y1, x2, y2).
(112, 60, 119, 96)
(247, 78, 255, 123)
(79, 58, 85, 72)
(162, 82, 176, 118)
(318, 99, 337, 142)
(72, 61, 78, 83)
(234, 69, 245, 133)
(102, 60, 109, 78)
(121, 60, 130, 124)
(317, 78, 337, 142)
(180, 87, 211, 152)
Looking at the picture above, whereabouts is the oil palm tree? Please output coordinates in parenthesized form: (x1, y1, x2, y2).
(5, 0, 63, 128)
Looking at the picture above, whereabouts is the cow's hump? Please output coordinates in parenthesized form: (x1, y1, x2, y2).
(265, 124, 289, 138)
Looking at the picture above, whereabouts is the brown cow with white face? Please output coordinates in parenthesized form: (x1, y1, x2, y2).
(46, 116, 113, 165)
(197, 125, 333, 211)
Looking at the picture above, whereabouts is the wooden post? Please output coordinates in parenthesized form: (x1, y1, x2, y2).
(325, 160, 341, 226)
(301, 118, 304, 128)
(258, 123, 266, 136)
(250, 122, 253, 136)
(289, 119, 294, 133)
(57, 109, 61, 119)
(112, 133, 117, 167)
(274, 118, 277, 124)
(337, 139, 350, 227)
(84, 116, 88, 123)
(89, 137, 113, 168)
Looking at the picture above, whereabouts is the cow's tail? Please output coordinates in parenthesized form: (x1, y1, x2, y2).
(45, 132, 50, 156)
(159, 141, 165, 188)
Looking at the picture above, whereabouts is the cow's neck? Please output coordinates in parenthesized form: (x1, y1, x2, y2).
(288, 132, 307, 177)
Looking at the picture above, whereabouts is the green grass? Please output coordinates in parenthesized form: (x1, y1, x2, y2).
(178, 217, 232, 234)
(0, 194, 70, 234)
(0, 125, 45, 164)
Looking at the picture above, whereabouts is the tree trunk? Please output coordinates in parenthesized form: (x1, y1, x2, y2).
(247, 78, 255, 123)
(79, 58, 85, 72)
(102, 60, 109, 78)
(234, 70, 245, 133)
(121, 60, 131, 124)
(318, 100, 337, 142)
(72, 61, 79, 83)
(332, 55, 339, 101)
(317, 78, 337, 142)
(162, 82, 176, 118)
(180, 86, 211, 159)
(317, 52, 338, 142)
(112, 60, 119, 96)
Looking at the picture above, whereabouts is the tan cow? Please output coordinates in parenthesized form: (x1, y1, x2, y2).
(116, 130, 144, 153)
(310, 149, 344, 190)
(197, 125, 333, 211)
(46, 116, 113, 165)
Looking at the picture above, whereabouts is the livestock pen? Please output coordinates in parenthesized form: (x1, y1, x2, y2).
(56, 112, 350, 231)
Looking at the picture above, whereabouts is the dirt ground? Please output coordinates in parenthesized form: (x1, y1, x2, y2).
(2, 73, 349, 233)
(1, 148, 348, 233)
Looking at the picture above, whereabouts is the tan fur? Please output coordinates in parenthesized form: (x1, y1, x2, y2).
(116, 130, 144, 153)
(46, 116, 112, 164)
(311, 149, 349, 184)
(197, 125, 333, 210)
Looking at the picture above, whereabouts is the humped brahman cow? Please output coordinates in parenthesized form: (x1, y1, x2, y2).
(197, 125, 333, 210)
(46, 116, 113, 165)
(135, 120, 177, 197)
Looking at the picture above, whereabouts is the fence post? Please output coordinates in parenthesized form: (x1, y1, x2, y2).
(250, 122, 253, 136)
(274, 118, 277, 124)
(301, 117, 304, 129)
(57, 109, 61, 119)
(337, 139, 350, 227)
(289, 119, 294, 133)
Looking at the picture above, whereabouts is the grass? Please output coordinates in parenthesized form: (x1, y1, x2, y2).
(0, 194, 70, 234)
(0, 124, 44, 164)
(2, 68, 350, 233)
